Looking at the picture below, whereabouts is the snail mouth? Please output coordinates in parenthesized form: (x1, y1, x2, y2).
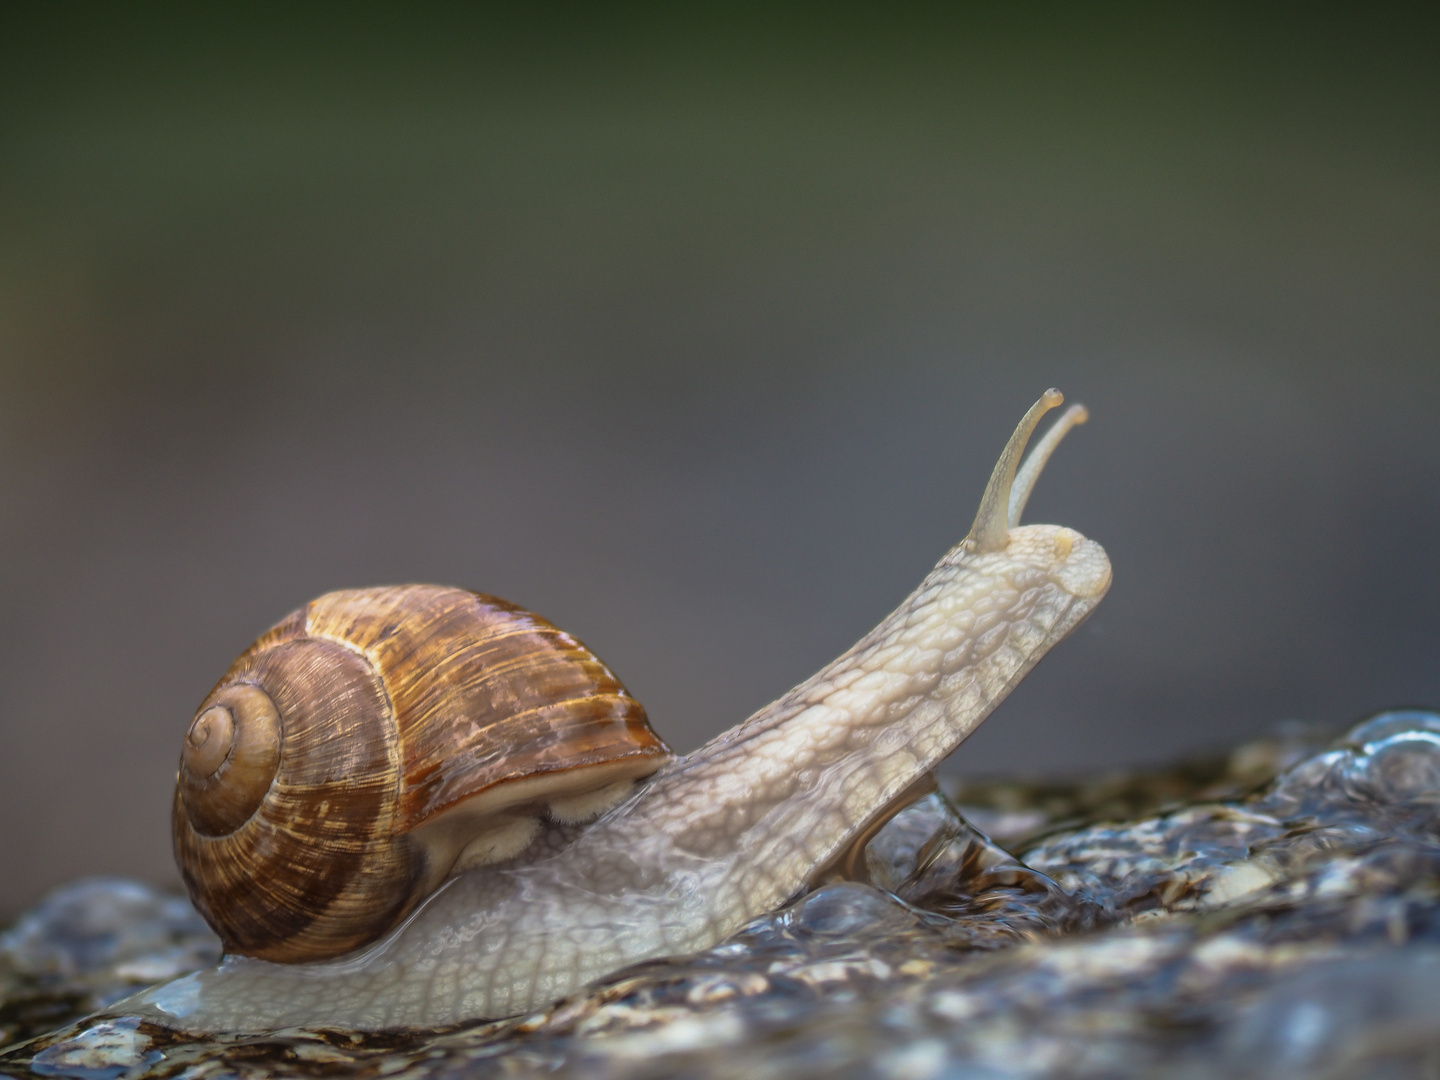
(179, 683, 282, 837)
(1051, 534, 1113, 601)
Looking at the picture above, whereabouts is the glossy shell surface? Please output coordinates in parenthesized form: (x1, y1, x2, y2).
(173, 585, 669, 962)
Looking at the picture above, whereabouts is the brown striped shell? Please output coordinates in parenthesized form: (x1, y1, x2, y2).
(172, 585, 671, 964)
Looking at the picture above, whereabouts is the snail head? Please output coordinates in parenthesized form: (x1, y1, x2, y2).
(958, 388, 1110, 607)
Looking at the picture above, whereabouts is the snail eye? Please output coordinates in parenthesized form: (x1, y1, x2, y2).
(179, 684, 282, 837)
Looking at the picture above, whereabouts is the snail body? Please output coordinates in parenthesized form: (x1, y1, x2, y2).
(128, 390, 1110, 1032)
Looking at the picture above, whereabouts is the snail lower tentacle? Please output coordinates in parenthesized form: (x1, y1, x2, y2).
(128, 389, 1110, 1032)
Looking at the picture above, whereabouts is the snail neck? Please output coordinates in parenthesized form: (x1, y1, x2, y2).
(616, 524, 1108, 925)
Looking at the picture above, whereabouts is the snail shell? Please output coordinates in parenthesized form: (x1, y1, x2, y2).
(173, 584, 671, 963)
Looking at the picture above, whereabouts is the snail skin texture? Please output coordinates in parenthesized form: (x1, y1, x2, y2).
(124, 389, 1110, 1033)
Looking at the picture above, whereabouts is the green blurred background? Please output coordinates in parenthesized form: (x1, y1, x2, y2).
(1, 6, 1437, 916)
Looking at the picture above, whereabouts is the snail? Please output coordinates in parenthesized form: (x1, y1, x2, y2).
(123, 389, 1110, 1033)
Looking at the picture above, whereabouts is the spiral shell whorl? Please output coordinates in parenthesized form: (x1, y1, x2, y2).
(179, 685, 281, 836)
(174, 635, 417, 962)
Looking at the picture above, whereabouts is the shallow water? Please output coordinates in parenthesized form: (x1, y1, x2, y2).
(4, 711, 1439, 1079)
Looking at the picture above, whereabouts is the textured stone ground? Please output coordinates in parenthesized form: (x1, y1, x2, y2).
(4, 711, 1439, 1079)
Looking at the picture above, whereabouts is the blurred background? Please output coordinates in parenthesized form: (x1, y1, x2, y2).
(0, 6, 1436, 917)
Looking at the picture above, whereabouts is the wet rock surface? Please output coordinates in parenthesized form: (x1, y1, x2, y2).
(0, 880, 220, 1053)
(4, 711, 1440, 1079)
